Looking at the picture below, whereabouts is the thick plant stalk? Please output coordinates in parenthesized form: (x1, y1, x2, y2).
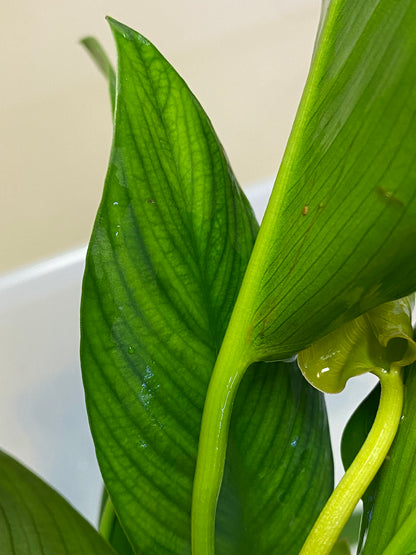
(191, 331, 251, 555)
(300, 366, 404, 555)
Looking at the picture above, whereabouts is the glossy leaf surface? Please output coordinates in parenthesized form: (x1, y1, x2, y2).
(0, 450, 115, 555)
(298, 296, 416, 392)
(238, 0, 416, 362)
(81, 19, 333, 554)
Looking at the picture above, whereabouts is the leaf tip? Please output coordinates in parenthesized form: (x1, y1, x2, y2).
(106, 16, 150, 46)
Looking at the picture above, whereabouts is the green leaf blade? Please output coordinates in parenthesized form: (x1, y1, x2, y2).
(81, 18, 259, 554)
(81, 18, 333, 554)
(0, 450, 115, 555)
(242, 0, 416, 362)
(225, 360, 333, 554)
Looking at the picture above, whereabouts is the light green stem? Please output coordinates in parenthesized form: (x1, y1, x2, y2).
(300, 367, 404, 555)
(191, 326, 251, 555)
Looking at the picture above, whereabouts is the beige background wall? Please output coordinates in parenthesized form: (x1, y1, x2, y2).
(1, 0, 320, 274)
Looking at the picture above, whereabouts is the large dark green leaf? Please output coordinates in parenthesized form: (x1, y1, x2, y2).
(81, 17, 256, 553)
(0, 450, 115, 554)
(235, 0, 416, 362)
(81, 18, 332, 554)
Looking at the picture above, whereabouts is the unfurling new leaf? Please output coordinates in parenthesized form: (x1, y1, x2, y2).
(298, 295, 416, 393)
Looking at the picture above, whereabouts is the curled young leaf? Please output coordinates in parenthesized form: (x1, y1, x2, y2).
(297, 295, 416, 393)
